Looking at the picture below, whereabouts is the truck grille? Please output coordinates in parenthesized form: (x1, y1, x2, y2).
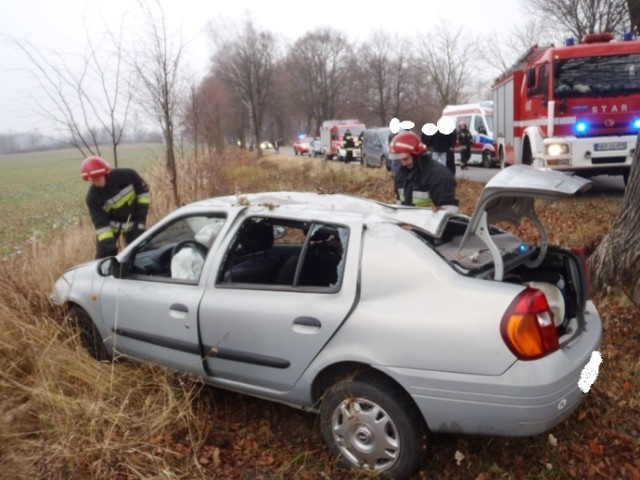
(591, 156, 626, 164)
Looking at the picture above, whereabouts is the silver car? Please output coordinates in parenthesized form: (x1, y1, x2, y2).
(51, 166, 602, 480)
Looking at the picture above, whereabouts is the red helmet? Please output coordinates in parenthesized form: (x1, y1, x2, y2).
(389, 131, 427, 156)
(81, 156, 111, 181)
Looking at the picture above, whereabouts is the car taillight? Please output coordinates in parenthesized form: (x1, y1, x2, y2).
(500, 287, 560, 360)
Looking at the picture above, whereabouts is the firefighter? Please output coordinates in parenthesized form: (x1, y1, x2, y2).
(343, 129, 355, 162)
(81, 156, 151, 259)
(457, 121, 473, 170)
(389, 131, 459, 214)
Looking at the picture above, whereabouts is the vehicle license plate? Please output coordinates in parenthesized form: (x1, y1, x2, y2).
(594, 142, 626, 151)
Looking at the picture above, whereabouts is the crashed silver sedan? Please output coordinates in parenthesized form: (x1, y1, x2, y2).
(51, 166, 602, 480)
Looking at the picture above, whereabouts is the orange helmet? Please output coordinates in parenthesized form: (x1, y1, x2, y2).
(81, 156, 111, 181)
(389, 131, 427, 156)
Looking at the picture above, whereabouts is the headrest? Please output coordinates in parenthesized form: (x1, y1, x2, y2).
(240, 221, 274, 254)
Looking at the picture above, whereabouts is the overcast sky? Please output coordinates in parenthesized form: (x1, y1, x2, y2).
(0, 0, 526, 135)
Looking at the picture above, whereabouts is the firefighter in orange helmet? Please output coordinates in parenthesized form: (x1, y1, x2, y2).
(81, 156, 151, 259)
(389, 131, 459, 214)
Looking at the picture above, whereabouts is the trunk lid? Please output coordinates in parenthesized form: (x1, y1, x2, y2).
(458, 165, 592, 280)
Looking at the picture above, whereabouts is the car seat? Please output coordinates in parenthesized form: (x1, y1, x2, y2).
(223, 221, 282, 284)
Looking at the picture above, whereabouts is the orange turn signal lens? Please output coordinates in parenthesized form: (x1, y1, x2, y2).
(501, 288, 560, 360)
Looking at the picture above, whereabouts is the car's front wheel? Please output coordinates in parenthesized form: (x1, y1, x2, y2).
(69, 306, 110, 361)
(320, 374, 425, 479)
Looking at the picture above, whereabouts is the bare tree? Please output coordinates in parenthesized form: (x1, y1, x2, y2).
(524, 0, 630, 39)
(480, 18, 555, 77)
(131, 0, 184, 207)
(211, 20, 277, 158)
(287, 28, 353, 131)
(628, 0, 640, 33)
(189, 73, 240, 154)
(357, 31, 413, 126)
(589, 136, 640, 304)
(14, 22, 133, 165)
(588, 3, 640, 304)
(415, 24, 479, 112)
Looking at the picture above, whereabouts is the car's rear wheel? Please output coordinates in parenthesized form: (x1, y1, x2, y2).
(320, 374, 425, 479)
(69, 306, 110, 361)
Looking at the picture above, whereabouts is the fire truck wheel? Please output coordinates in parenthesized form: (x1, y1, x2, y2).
(499, 148, 508, 169)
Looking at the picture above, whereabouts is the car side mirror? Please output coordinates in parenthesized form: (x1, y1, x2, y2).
(98, 256, 121, 278)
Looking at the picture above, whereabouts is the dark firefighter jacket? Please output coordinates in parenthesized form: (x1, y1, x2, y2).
(86, 168, 151, 253)
(343, 132, 355, 148)
(422, 130, 457, 153)
(458, 128, 473, 160)
(395, 155, 459, 208)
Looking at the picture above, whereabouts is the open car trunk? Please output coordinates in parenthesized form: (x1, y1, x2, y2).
(434, 165, 592, 340)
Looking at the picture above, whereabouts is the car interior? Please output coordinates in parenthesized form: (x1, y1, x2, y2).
(218, 217, 347, 289)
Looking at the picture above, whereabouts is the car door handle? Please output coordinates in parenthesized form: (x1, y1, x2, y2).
(293, 316, 321, 327)
(170, 303, 188, 313)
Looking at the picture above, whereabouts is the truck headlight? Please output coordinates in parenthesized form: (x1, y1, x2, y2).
(546, 143, 569, 156)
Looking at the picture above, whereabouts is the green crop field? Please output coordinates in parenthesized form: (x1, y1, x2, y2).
(0, 143, 163, 257)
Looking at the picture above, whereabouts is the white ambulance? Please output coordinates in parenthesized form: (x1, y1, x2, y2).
(442, 101, 496, 168)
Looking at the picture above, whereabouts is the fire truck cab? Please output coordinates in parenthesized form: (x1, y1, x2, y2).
(492, 32, 640, 184)
(319, 119, 366, 161)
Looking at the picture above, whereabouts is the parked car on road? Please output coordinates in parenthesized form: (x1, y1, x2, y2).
(362, 126, 392, 169)
(293, 135, 313, 155)
(51, 166, 601, 480)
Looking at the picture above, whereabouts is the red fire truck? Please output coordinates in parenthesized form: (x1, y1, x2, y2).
(319, 119, 366, 161)
(492, 32, 640, 184)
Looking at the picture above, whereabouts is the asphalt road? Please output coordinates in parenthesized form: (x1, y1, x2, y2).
(274, 146, 626, 197)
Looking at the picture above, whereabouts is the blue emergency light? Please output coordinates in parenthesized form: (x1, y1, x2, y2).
(632, 118, 640, 129)
(574, 120, 589, 134)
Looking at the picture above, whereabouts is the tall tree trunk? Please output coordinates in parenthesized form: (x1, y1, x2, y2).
(628, 0, 640, 34)
(588, 135, 640, 304)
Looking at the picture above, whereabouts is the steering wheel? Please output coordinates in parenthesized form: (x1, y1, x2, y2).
(171, 240, 208, 259)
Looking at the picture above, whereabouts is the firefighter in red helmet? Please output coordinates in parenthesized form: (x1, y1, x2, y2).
(389, 131, 459, 214)
(81, 156, 151, 259)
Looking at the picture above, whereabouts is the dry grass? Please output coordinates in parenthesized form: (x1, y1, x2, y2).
(1, 148, 638, 479)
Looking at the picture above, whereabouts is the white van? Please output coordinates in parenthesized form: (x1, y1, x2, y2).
(442, 101, 496, 168)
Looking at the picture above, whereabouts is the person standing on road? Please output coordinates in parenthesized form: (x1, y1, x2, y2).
(457, 121, 473, 170)
(81, 156, 151, 259)
(343, 129, 355, 163)
(390, 131, 459, 214)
